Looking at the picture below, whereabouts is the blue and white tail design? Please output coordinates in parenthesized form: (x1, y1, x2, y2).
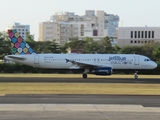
(8, 29, 36, 55)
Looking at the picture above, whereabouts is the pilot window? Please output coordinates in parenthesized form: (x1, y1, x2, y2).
(144, 59, 150, 61)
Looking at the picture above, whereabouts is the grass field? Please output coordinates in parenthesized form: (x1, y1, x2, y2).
(0, 83, 160, 95)
(0, 74, 160, 95)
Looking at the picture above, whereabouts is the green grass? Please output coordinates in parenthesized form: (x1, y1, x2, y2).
(0, 83, 160, 95)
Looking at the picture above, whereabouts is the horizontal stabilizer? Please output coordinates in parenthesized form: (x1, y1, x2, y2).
(5, 55, 26, 60)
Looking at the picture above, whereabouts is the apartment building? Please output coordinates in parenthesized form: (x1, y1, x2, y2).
(39, 10, 119, 46)
(7, 22, 30, 40)
(117, 27, 160, 47)
(39, 22, 57, 42)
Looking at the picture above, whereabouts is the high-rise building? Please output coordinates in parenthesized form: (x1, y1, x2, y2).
(39, 10, 119, 46)
(7, 22, 30, 40)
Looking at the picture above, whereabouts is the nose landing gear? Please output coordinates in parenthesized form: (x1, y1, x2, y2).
(134, 71, 138, 79)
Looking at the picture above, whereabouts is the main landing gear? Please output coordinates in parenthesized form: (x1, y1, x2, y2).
(82, 68, 89, 78)
(82, 73, 87, 78)
(134, 71, 138, 79)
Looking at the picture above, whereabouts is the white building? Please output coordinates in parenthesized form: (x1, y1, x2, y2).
(117, 27, 160, 47)
(39, 21, 86, 45)
(39, 10, 119, 46)
(7, 22, 30, 40)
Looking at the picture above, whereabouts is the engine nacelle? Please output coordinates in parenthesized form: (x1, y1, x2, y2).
(92, 67, 112, 75)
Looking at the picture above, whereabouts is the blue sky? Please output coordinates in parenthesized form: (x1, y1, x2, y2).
(1, 0, 160, 40)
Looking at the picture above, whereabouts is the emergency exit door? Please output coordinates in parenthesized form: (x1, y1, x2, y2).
(34, 55, 39, 64)
(134, 56, 139, 65)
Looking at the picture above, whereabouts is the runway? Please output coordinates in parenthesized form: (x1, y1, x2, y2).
(0, 94, 160, 107)
(0, 77, 160, 83)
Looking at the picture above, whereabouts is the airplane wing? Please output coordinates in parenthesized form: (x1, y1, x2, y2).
(65, 59, 111, 68)
(5, 55, 26, 60)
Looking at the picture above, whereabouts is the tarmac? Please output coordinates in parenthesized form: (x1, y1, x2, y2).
(0, 77, 160, 83)
(0, 94, 160, 107)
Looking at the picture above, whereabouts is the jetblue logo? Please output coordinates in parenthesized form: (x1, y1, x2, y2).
(65, 59, 70, 63)
(109, 56, 132, 65)
(109, 56, 126, 61)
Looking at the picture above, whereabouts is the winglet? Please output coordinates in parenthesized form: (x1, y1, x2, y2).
(8, 29, 36, 55)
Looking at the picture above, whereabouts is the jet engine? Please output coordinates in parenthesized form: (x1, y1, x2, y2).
(92, 67, 112, 75)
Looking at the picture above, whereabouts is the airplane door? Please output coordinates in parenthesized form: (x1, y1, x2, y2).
(34, 55, 39, 64)
(134, 56, 139, 65)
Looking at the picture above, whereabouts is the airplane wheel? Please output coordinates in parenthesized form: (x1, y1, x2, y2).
(82, 74, 87, 79)
(134, 75, 138, 79)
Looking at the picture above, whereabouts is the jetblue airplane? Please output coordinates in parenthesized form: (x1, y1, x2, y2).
(5, 30, 157, 78)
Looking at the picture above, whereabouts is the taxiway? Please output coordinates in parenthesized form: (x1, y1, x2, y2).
(0, 94, 160, 107)
(0, 77, 160, 83)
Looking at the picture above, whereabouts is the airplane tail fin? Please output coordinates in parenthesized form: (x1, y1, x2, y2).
(8, 29, 36, 55)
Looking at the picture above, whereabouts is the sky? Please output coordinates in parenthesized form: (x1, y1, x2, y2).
(1, 0, 160, 40)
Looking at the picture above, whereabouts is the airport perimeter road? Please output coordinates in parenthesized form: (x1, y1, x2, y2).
(0, 94, 160, 107)
(0, 77, 160, 83)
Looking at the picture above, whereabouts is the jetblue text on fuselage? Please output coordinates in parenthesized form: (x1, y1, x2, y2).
(108, 56, 132, 64)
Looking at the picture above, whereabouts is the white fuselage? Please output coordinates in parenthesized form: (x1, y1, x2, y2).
(5, 54, 157, 70)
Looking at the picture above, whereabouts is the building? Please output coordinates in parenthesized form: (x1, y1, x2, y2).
(39, 22, 57, 42)
(117, 27, 160, 47)
(7, 22, 30, 40)
(38, 10, 119, 46)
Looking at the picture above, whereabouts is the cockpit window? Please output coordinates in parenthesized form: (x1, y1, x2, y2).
(144, 59, 150, 61)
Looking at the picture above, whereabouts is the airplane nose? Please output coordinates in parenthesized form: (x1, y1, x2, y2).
(152, 62, 157, 69)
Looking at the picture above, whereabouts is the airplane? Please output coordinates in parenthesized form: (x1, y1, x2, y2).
(5, 29, 157, 79)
